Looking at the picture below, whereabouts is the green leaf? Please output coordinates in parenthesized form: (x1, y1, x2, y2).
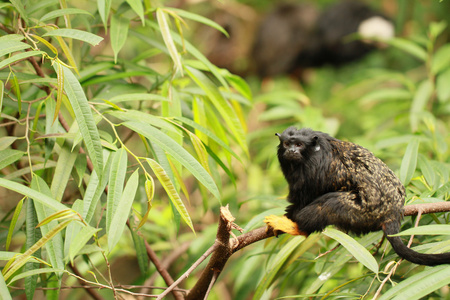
(124, 121, 220, 200)
(431, 44, 450, 75)
(69, 226, 101, 264)
(110, 14, 130, 63)
(44, 29, 103, 46)
(156, 8, 183, 76)
(390, 224, 450, 236)
(58, 64, 103, 175)
(253, 236, 306, 300)
(39, 8, 92, 22)
(0, 272, 12, 300)
(24, 198, 40, 300)
(185, 67, 248, 156)
(8, 268, 66, 284)
(108, 93, 169, 103)
(126, 0, 145, 25)
(3, 219, 72, 281)
(106, 148, 128, 234)
(400, 138, 419, 185)
(0, 149, 25, 170)
(323, 228, 379, 274)
(167, 8, 229, 37)
(147, 158, 194, 233)
(378, 265, 450, 300)
(9, 0, 28, 25)
(388, 38, 427, 61)
(108, 169, 139, 251)
(0, 50, 45, 69)
(6, 198, 24, 251)
(97, 0, 111, 30)
(0, 80, 3, 114)
(410, 80, 433, 132)
(130, 227, 150, 276)
(0, 178, 67, 212)
(50, 142, 79, 202)
(0, 137, 18, 151)
(436, 68, 450, 103)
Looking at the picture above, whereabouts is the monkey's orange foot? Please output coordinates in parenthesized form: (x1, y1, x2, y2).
(264, 215, 307, 236)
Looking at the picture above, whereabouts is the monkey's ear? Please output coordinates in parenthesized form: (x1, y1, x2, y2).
(313, 136, 320, 151)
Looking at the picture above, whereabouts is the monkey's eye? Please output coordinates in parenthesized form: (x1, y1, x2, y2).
(295, 143, 302, 147)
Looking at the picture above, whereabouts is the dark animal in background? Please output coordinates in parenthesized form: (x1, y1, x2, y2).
(252, 0, 394, 78)
(269, 127, 450, 266)
(251, 3, 319, 78)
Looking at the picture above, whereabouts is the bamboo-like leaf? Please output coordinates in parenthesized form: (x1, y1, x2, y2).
(108, 93, 169, 103)
(378, 265, 450, 300)
(400, 138, 419, 185)
(130, 226, 149, 276)
(29, 34, 58, 54)
(39, 8, 92, 22)
(11, 73, 21, 114)
(388, 38, 427, 61)
(2, 219, 73, 280)
(69, 226, 100, 264)
(147, 158, 194, 233)
(124, 121, 220, 200)
(6, 197, 24, 251)
(410, 80, 432, 132)
(0, 51, 46, 69)
(97, 0, 111, 30)
(54, 37, 78, 74)
(126, 0, 145, 25)
(111, 14, 130, 63)
(9, 268, 66, 284)
(0, 149, 25, 170)
(0, 178, 67, 212)
(9, 0, 28, 25)
(431, 44, 450, 75)
(168, 158, 190, 204)
(156, 8, 183, 76)
(50, 141, 80, 202)
(0, 272, 12, 300)
(0, 41, 31, 57)
(106, 148, 128, 233)
(187, 131, 211, 174)
(323, 228, 379, 274)
(390, 224, 450, 236)
(167, 8, 229, 37)
(0, 80, 3, 114)
(137, 177, 154, 229)
(185, 67, 248, 156)
(108, 169, 139, 251)
(57, 64, 103, 175)
(44, 29, 103, 46)
(24, 198, 40, 300)
(253, 236, 306, 300)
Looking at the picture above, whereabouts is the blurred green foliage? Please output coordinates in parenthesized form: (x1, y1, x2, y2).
(0, 0, 449, 299)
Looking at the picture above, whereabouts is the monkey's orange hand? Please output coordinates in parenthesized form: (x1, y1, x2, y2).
(264, 215, 307, 237)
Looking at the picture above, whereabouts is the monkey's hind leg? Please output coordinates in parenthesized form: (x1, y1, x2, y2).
(289, 192, 363, 234)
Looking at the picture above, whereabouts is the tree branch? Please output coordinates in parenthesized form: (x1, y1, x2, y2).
(182, 201, 450, 299)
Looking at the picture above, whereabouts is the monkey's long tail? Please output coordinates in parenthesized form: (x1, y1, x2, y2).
(383, 221, 450, 266)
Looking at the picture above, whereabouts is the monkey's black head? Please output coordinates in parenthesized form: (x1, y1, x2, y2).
(276, 127, 322, 162)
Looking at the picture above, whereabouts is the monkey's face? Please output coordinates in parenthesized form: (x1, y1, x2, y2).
(276, 127, 320, 162)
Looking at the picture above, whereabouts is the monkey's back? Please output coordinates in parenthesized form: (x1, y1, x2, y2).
(327, 139, 405, 233)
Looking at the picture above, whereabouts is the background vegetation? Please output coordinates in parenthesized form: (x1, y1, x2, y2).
(0, 0, 449, 299)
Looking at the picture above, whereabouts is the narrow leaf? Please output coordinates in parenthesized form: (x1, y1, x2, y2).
(390, 224, 450, 236)
(0, 41, 30, 57)
(378, 265, 450, 300)
(69, 226, 100, 264)
(147, 158, 194, 232)
(44, 29, 104, 46)
(400, 138, 419, 185)
(6, 198, 24, 251)
(97, 0, 111, 30)
(58, 64, 103, 175)
(39, 8, 92, 22)
(137, 177, 154, 229)
(0, 178, 67, 212)
(110, 14, 130, 63)
(323, 228, 379, 274)
(388, 38, 427, 61)
(108, 169, 139, 251)
(0, 272, 12, 300)
(0, 149, 25, 170)
(0, 51, 45, 70)
(124, 121, 220, 200)
(156, 8, 183, 76)
(11, 73, 21, 114)
(126, 0, 145, 25)
(106, 148, 128, 233)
